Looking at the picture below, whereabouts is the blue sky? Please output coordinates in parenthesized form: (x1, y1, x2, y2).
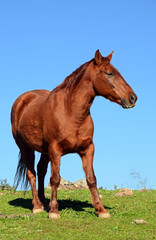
(0, 0, 156, 190)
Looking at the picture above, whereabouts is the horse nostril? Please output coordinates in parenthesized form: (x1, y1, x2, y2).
(129, 93, 137, 105)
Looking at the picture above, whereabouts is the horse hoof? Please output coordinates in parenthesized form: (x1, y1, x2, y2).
(98, 212, 111, 218)
(49, 213, 60, 219)
(33, 208, 44, 214)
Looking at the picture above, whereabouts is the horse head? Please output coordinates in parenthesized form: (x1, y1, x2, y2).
(91, 50, 137, 108)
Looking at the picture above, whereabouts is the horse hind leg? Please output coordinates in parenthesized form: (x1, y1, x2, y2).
(37, 154, 49, 210)
(15, 141, 44, 213)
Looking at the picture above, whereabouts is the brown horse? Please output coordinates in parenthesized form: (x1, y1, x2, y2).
(11, 50, 137, 219)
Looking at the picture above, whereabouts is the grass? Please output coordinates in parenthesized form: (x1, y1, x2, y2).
(0, 189, 156, 239)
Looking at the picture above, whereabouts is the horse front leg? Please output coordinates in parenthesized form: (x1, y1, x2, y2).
(80, 143, 110, 218)
(48, 143, 61, 219)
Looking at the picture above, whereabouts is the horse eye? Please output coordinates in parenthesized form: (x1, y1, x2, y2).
(106, 72, 114, 77)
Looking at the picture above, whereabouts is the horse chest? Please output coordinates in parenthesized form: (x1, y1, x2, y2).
(57, 117, 93, 154)
(59, 136, 92, 155)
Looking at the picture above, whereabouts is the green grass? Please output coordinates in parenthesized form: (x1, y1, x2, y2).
(0, 189, 156, 239)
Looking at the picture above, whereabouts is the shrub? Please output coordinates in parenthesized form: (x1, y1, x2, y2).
(0, 179, 15, 191)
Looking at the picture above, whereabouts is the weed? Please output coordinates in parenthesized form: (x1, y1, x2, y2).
(130, 170, 147, 189)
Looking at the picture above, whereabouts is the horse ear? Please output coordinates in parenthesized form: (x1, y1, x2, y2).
(94, 50, 102, 65)
(106, 51, 114, 62)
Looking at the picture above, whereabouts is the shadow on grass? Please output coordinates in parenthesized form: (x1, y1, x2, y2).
(58, 199, 93, 212)
(9, 198, 32, 211)
(9, 198, 112, 213)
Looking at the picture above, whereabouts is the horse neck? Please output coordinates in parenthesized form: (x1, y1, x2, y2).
(65, 74, 95, 120)
(51, 60, 95, 122)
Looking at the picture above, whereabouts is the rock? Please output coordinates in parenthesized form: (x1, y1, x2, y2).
(132, 219, 146, 224)
(139, 189, 146, 192)
(115, 188, 133, 197)
(73, 179, 88, 189)
(46, 177, 88, 190)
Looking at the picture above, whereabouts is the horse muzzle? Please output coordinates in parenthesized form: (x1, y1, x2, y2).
(121, 93, 137, 109)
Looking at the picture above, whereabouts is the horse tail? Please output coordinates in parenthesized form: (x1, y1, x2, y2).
(14, 151, 29, 190)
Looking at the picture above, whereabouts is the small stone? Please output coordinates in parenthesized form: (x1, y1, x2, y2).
(115, 188, 133, 197)
(132, 219, 146, 224)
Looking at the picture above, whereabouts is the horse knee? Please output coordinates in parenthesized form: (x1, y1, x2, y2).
(50, 173, 60, 188)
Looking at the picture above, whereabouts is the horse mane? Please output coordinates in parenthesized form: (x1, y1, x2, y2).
(52, 59, 93, 94)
